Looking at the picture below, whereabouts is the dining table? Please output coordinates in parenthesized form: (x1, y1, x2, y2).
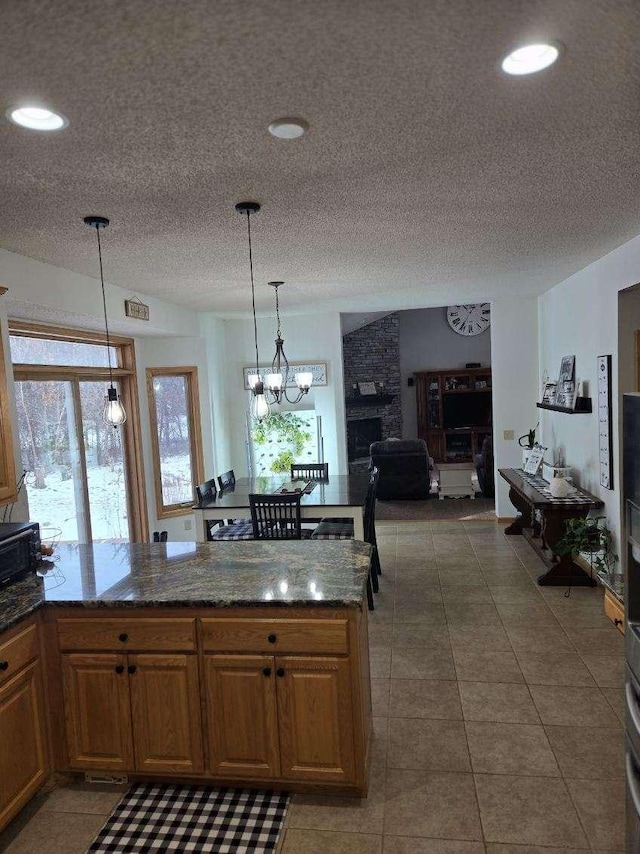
(193, 474, 370, 542)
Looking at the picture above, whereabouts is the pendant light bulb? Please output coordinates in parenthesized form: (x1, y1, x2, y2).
(251, 381, 270, 421)
(104, 387, 127, 427)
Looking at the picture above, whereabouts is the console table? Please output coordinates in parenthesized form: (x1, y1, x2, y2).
(498, 468, 604, 587)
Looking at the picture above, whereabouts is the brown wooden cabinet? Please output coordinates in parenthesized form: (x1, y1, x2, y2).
(0, 659, 48, 829)
(204, 654, 280, 779)
(0, 324, 17, 506)
(62, 653, 133, 771)
(62, 651, 203, 775)
(415, 367, 492, 463)
(276, 655, 355, 784)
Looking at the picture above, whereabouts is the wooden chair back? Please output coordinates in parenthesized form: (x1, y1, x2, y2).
(249, 493, 303, 539)
(290, 463, 329, 480)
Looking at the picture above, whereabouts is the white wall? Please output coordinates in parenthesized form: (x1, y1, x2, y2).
(490, 297, 539, 518)
(398, 307, 492, 439)
(537, 232, 640, 553)
(206, 312, 347, 478)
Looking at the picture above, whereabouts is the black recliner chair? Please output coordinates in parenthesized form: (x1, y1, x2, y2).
(369, 439, 432, 500)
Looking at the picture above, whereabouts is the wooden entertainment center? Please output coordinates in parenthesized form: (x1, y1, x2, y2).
(415, 367, 492, 464)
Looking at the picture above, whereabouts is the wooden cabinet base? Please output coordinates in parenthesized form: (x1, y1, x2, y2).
(604, 589, 625, 634)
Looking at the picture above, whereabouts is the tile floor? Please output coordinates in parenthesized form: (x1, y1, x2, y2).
(0, 521, 626, 853)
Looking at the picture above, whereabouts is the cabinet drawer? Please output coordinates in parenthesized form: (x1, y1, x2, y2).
(57, 618, 196, 652)
(201, 618, 348, 655)
(0, 623, 39, 686)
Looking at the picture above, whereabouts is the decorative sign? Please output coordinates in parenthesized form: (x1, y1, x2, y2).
(598, 354, 613, 490)
(124, 297, 150, 321)
(523, 443, 546, 475)
(242, 362, 327, 390)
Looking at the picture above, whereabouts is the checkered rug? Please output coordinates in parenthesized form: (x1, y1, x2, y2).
(88, 784, 289, 853)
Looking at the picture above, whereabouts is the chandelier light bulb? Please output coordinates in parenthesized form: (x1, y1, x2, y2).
(251, 382, 271, 421)
(295, 371, 313, 391)
(266, 373, 283, 391)
(104, 388, 127, 427)
(247, 373, 261, 390)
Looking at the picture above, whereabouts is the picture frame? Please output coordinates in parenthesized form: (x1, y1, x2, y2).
(558, 355, 575, 385)
(555, 381, 576, 410)
(357, 381, 377, 396)
(541, 382, 557, 404)
(523, 443, 546, 475)
(242, 362, 327, 390)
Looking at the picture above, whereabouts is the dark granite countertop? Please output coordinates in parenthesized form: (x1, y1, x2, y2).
(0, 540, 373, 633)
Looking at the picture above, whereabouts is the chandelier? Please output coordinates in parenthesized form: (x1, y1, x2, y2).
(84, 216, 127, 428)
(263, 281, 313, 405)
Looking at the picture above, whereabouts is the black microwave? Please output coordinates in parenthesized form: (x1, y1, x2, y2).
(0, 521, 41, 586)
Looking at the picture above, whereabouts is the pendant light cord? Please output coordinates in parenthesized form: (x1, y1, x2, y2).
(94, 224, 115, 389)
(274, 283, 282, 338)
(246, 210, 260, 375)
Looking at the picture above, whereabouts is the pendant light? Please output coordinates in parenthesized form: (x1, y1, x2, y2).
(83, 216, 127, 428)
(265, 281, 313, 404)
(235, 201, 270, 421)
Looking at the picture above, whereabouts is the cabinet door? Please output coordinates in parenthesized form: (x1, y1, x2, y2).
(0, 660, 48, 830)
(276, 656, 356, 784)
(204, 655, 280, 779)
(0, 328, 16, 506)
(62, 653, 133, 771)
(129, 654, 204, 775)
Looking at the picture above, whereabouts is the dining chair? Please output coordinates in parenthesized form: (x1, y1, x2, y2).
(207, 519, 256, 541)
(290, 462, 329, 480)
(196, 478, 217, 503)
(310, 468, 380, 609)
(249, 492, 311, 540)
(217, 469, 236, 492)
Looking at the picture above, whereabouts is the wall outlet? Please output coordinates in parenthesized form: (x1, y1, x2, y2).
(503, 429, 515, 441)
(184, 519, 192, 531)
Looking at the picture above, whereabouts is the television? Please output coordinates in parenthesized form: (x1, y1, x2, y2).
(442, 391, 492, 430)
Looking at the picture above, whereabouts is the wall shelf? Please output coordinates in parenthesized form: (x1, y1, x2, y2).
(345, 394, 396, 407)
(536, 397, 592, 414)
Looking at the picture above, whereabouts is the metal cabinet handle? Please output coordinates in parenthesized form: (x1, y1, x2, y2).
(263, 667, 271, 677)
(128, 664, 137, 674)
(115, 665, 124, 674)
(118, 633, 128, 643)
(268, 634, 277, 644)
(276, 667, 285, 677)
(0, 661, 8, 671)
(614, 618, 623, 626)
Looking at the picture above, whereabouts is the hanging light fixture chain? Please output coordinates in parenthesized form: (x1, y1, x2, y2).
(95, 224, 115, 389)
(275, 283, 282, 338)
(246, 210, 260, 376)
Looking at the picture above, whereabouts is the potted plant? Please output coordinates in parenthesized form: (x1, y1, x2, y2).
(555, 516, 619, 579)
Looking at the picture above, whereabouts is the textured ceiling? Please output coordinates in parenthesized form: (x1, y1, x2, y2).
(1, 0, 639, 316)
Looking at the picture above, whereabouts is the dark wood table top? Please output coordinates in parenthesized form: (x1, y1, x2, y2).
(499, 468, 604, 509)
(194, 474, 370, 510)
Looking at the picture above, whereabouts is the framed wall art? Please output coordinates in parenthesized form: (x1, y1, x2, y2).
(242, 362, 328, 390)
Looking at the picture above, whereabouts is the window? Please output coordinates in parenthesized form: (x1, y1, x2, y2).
(147, 367, 204, 517)
(10, 321, 148, 543)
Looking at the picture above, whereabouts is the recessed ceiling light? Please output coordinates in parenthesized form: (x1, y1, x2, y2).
(7, 105, 68, 131)
(501, 43, 560, 76)
(268, 117, 309, 139)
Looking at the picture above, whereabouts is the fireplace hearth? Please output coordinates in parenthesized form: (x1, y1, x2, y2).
(347, 417, 383, 462)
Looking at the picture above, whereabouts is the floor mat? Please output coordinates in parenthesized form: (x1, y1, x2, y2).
(88, 783, 289, 853)
(375, 496, 495, 521)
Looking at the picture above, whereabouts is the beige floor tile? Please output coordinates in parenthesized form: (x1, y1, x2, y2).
(37, 784, 124, 815)
(388, 718, 470, 772)
(393, 601, 447, 625)
(443, 602, 502, 627)
(495, 603, 559, 627)
(529, 685, 620, 727)
(384, 769, 482, 840)
(383, 837, 485, 853)
(545, 725, 624, 779)
(489, 586, 544, 605)
(564, 627, 625, 656)
(485, 846, 590, 853)
(505, 625, 575, 654)
(391, 646, 456, 680)
(369, 620, 393, 646)
(458, 681, 540, 724)
(438, 571, 487, 588)
(580, 653, 625, 688)
(370, 645, 392, 678)
(371, 678, 391, 717)
(566, 778, 625, 850)
(288, 767, 385, 834)
(474, 774, 588, 848)
(466, 721, 559, 776)
(447, 624, 512, 651)
(602, 687, 625, 723)
(441, 586, 494, 604)
(453, 648, 524, 683)
(389, 679, 462, 720)
(516, 652, 596, 687)
(1, 810, 107, 853)
(435, 557, 481, 573)
(394, 592, 445, 616)
(392, 623, 451, 648)
(281, 829, 382, 853)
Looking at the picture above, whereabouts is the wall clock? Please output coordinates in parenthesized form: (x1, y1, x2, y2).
(597, 354, 613, 490)
(447, 304, 490, 336)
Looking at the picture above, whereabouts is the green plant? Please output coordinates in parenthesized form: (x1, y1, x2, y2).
(271, 450, 295, 474)
(251, 413, 312, 456)
(556, 516, 619, 577)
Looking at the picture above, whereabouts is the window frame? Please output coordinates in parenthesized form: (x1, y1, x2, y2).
(10, 320, 149, 542)
(146, 366, 204, 518)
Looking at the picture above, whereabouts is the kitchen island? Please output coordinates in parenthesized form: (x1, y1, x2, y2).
(0, 540, 373, 831)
